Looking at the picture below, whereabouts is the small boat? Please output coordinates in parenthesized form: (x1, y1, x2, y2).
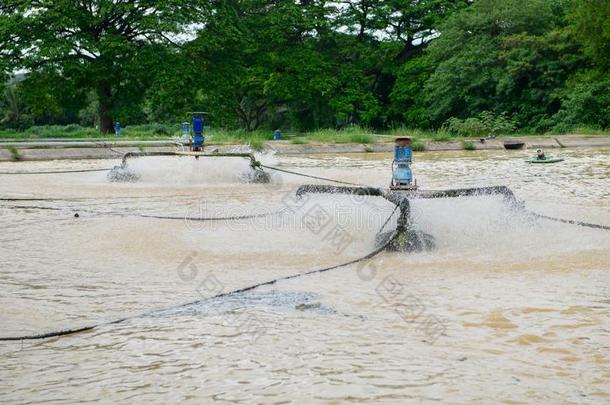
(526, 156, 564, 164)
(503, 141, 525, 150)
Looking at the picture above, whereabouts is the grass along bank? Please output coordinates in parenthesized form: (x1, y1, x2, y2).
(1, 124, 609, 148)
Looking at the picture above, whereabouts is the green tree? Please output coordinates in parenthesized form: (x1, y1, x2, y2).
(177, 0, 468, 131)
(497, 29, 582, 131)
(0, 85, 33, 130)
(384, 0, 470, 127)
(389, 55, 434, 128)
(16, 69, 87, 125)
(422, 0, 579, 131)
(4, 0, 206, 132)
(553, 70, 610, 131)
(335, 0, 469, 128)
(551, 0, 610, 131)
(0, 3, 19, 83)
(183, 0, 279, 130)
(572, 0, 610, 69)
(177, 0, 338, 130)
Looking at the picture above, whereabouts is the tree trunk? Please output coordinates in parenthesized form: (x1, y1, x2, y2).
(98, 80, 113, 134)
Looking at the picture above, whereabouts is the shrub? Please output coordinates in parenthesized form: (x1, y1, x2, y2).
(444, 111, 516, 137)
(430, 129, 453, 141)
(349, 133, 373, 144)
(463, 141, 475, 150)
(479, 111, 516, 135)
(308, 125, 372, 143)
(249, 138, 265, 151)
(64, 124, 82, 133)
(21, 125, 98, 138)
(444, 117, 486, 137)
(412, 140, 426, 151)
(7, 146, 22, 161)
(2, 114, 34, 132)
(153, 125, 171, 136)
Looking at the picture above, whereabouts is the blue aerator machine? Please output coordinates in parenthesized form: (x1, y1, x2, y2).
(294, 138, 522, 253)
(391, 137, 417, 190)
(191, 112, 206, 151)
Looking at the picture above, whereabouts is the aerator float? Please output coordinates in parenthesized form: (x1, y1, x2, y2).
(296, 137, 521, 253)
(108, 112, 271, 183)
(108, 151, 270, 183)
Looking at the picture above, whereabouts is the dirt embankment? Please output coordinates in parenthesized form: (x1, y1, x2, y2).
(1, 135, 609, 162)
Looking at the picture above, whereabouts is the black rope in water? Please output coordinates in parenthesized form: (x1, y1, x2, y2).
(260, 164, 363, 186)
(138, 207, 290, 222)
(0, 159, 357, 184)
(525, 210, 610, 230)
(0, 197, 70, 202)
(376, 204, 400, 236)
(0, 232, 397, 342)
(0, 204, 290, 222)
(1, 205, 65, 212)
(5, 197, 609, 232)
(0, 194, 224, 202)
(0, 325, 97, 342)
(0, 168, 111, 175)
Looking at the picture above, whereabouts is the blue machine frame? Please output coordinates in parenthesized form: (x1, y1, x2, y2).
(190, 112, 207, 151)
(391, 137, 417, 190)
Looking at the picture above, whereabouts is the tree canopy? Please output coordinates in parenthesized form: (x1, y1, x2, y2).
(2, 0, 207, 132)
(1, 0, 609, 133)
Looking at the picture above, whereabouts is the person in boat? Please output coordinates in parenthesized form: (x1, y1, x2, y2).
(536, 149, 546, 160)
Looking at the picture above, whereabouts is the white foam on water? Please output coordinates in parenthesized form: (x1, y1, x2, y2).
(124, 156, 256, 185)
(170, 186, 609, 263)
(409, 196, 609, 262)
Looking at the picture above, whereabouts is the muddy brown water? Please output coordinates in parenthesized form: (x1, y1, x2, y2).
(0, 148, 609, 403)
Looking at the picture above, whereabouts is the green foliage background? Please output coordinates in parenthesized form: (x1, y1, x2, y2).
(0, 0, 608, 134)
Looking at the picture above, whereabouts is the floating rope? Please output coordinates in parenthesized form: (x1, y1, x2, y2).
(0, 168, 111, 175)
(260, 164, 363, 186)
(4, 191, 609, 232)
(0, 160, 357, 188)
(0, 194, 231, 202)
(526, 210, 610, 230)
(4, 198, 609, 233)
(0, 231, 397, 341)
(0, 203, 290, 222)
(376, 204, 400, 236)
(0, 197, 71, 202)
(138, 207, 290, 222)
(1, 205, 259, 221)
(1, 205, 65, 212)
(0, 162, 363, 221)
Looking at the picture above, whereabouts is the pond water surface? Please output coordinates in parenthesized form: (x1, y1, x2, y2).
(1, 147, 609, 403)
